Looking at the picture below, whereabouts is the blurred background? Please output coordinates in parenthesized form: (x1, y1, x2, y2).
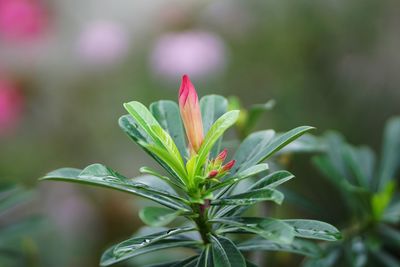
(0, 0, 400, 266)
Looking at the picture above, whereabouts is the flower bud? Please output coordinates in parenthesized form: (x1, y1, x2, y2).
(221, 160, 236, 173)
(214, 148, 227, 166)
(179, 74, 204, 153)
(208, 170, 219, 178)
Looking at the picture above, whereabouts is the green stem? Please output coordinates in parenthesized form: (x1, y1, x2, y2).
(193, 203, 211, 244)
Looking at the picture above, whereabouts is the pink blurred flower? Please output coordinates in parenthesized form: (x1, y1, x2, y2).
(77, 21, 129, 66)
(150, 31, 227, 80)
(0, 0, 47, 41)
(0, 78, 23, 135)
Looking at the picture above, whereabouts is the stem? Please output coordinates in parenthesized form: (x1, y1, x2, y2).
(193, 203, 211, 244)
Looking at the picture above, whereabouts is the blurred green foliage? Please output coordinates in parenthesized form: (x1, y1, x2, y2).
(1, 0, 400, 266)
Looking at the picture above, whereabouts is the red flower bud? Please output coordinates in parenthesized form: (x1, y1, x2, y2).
(222, 160, 236, 172)
(214, 148, 228, 166)
(179, 74, 204, 153)
(208, 170, 219, 178)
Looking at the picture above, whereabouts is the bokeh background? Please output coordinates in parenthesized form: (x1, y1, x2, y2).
(1, 0, 400, 266)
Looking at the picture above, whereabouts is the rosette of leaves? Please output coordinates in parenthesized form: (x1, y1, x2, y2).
(304, 117, 400, 267)
(40, 76, 340, 267)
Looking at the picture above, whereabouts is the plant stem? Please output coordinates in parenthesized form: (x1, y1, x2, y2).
(193, 203, 211, 244)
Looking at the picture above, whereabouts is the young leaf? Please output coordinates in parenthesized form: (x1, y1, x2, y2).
(194, 110, 240, 175)
(40, 164, 191, 211)
(237, 238, 322, 257)
(210, 235, 246, 267)
(150, 100, 188, 160)
(200, 95, 228, 158)
(212, 217, 295, 244)
(141, 142, 187, 184)
(282, 219, 341, 241)
(124, 102, 186, 179)
(139, 207, 183, 227)
(119, 115, 185, 186)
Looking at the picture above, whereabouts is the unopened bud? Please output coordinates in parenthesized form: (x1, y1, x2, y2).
(222, 160, 236, 172)
(208, 170, 219, 178)
(214, 148, 228, 166)
(179, 75, 204, 153)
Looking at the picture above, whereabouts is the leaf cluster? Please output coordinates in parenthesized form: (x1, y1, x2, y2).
(41, 95, 340, 267)
(304, 117, 400, 267)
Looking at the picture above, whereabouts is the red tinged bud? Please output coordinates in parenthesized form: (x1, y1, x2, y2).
(214, 148, 228, 166)
(179, 74, 204, 154)
(208, 170, 219, 178)
(222, 160, 236, 172)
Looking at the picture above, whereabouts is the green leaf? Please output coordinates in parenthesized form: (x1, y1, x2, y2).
(40, 164, 191, 211)
(142, 142, 187, 184)
(282, 219, 341, 241)
(207, 164, 269, 193)
(211, 188, 284, 206)
(124, 101, 186, 181)
(312, 155, 371, 196)
(343, 145, 375, 189)
(245, 100, 276, 133)
(251, 170, 295, 189)
(150, 125, 186, 168)
(195, 110, 240, 175)
(212, 217, 295, 244)
(200, 95, 229, 158)
(372, 181, 396, 220)
(231, 126, 314, 175)
(196, 245, 212, 267)
(210, 235, 246, 267)
(278, 134, 325, 154)
(214, 171, 293, 218)
(378, 117, 400, 190)
(145, 256, 199, 267)
(139, 167, 185, 191)
(101, 227, 198, 266)
(237, 238, 322, 257)
(119, 115, 184, 186)
(139, 207, 182, 227)
(382, 201, 400, 223)
(230, 130, 275, 175)
(150, 100, 188, 160)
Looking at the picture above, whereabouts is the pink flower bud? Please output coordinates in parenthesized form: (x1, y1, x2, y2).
(179, 74, 204, 153)
(214, 148, 228, 166)
(208, 170, 219, 178)
(221, 160, 236, 172)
